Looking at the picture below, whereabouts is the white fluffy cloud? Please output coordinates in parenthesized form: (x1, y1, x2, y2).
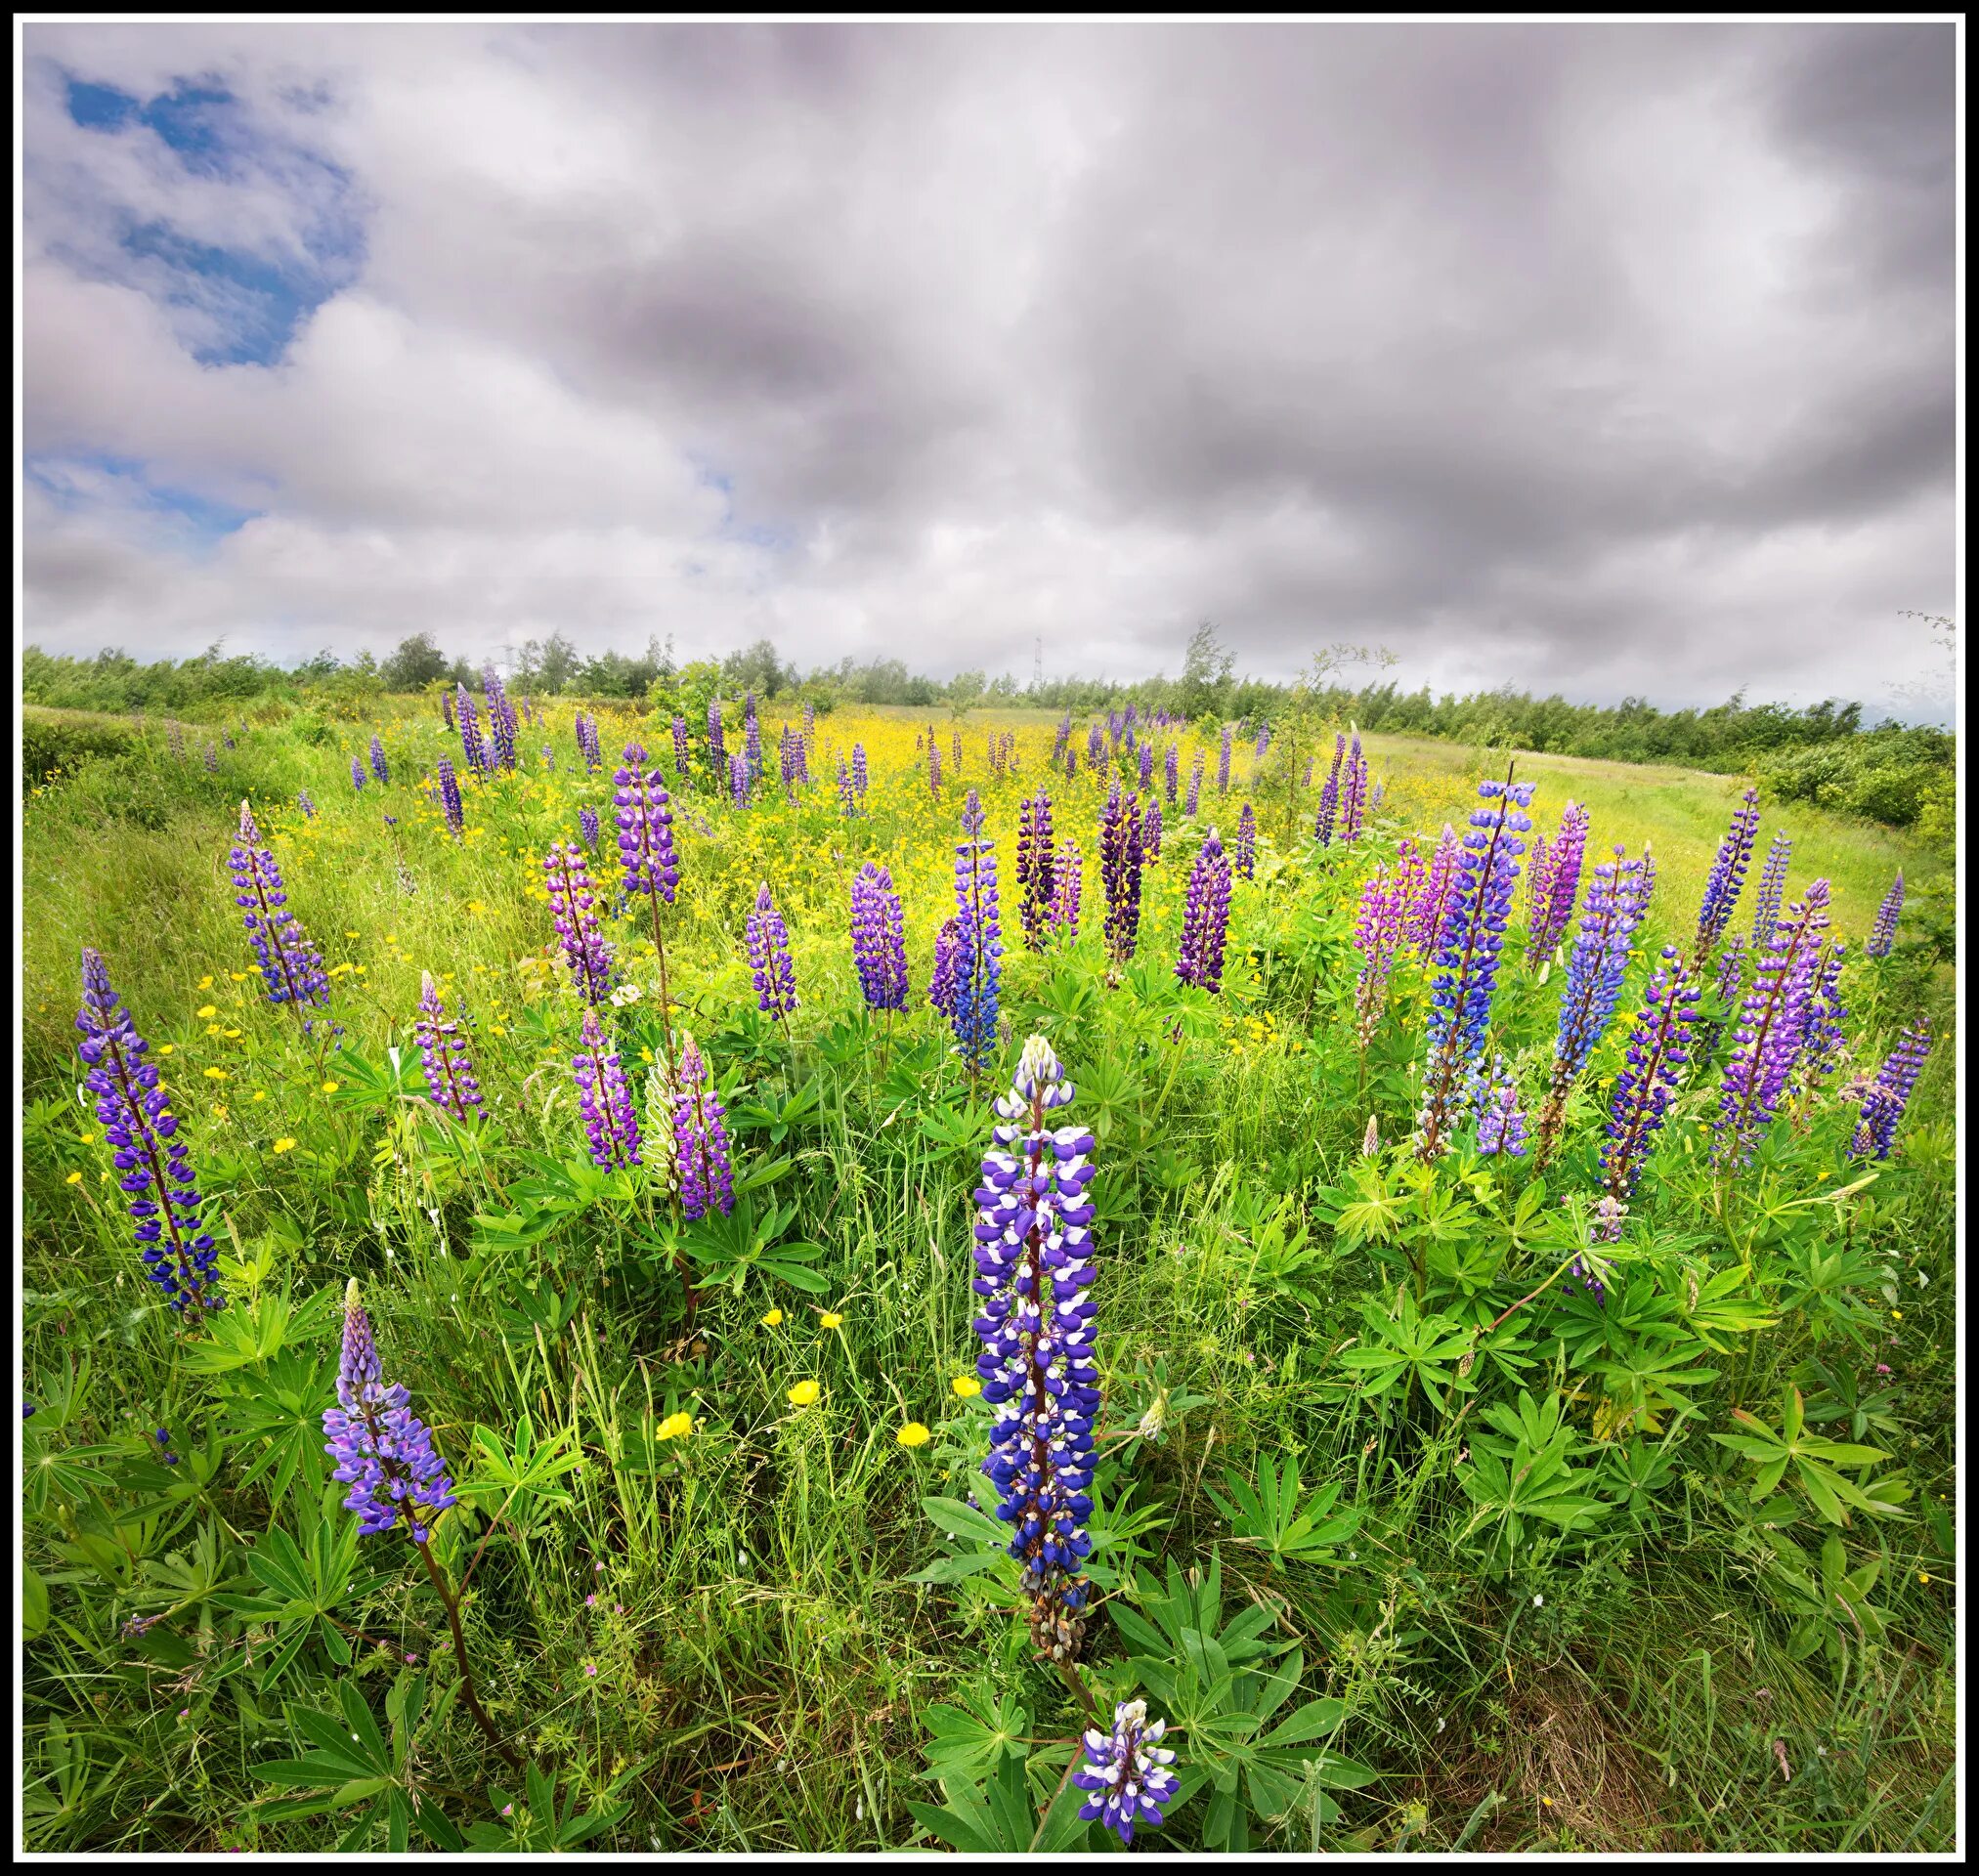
(22, 22, 1957, 712)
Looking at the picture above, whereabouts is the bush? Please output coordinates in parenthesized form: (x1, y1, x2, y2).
(21, 712, 136, 790)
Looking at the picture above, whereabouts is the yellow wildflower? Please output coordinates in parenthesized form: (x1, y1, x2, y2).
(321, 1081, 340, 1094)
(761, 1308, 784, 1327)
(65, 1171, 82, 1185)
(896, 1423, 931, 1448)
(820, 1311, 843, 1331)
(196, 1004, 218, 1018)
(787, 1381, 820, 1408)
(273, 1138, 297, 1154)
(656, 1412, 693, 1441)
(951, 1377, 982, 1398)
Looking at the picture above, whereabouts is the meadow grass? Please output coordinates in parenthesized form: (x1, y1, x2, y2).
(20, 698, 1956, 1853)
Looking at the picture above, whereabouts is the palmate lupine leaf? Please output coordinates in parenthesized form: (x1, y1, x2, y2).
(1710, 1385, 1913, 1526)
(1206, 1456, 1361, 1570)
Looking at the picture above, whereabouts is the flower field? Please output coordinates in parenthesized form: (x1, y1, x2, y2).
(19, 691, 1957, 1854)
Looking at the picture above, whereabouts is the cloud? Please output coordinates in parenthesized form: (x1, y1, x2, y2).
(22, 21, 1957, 714)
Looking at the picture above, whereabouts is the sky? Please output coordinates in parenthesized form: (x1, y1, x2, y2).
(19, 21, 1960, 716)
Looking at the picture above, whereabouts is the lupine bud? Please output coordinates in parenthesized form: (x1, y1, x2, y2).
(1749, 830, 1791, 955)
(1216, 724, 1232, 795)
(322, 1279, 457, 1541)
(949, 801, 1003, 1073)
(1867, 872, 1904, 959)
(1470, 1054, 1527, 1156)
(578, 806, 599, 853)
(76, 948, 220, 1315)
(350, 755, 366, 791)
(746, 882, 799, 1019)
(1050, 840, 1083, 941)
(1176, 830, 1233, 993)
(1184, 752, 1203, 817)
(1314, 733, 1345, 844)
(1163, 743, 1179, 805)
(1074, 1698, 1179, 1848)
(707, 700, 726, 779)
(574, 1009, 641, 1170)
(437, 756, 464, 837)
(1603, 946, 1701, 1211)
(671, 715, 691, 780)
(850, 863, 909, 1011)
(972, 1037, 1098, 1663)
(851, 744, 869, 800)
(1339, 731, 1368, 842)
(1141, 796, 1163, 864)
(413, 971, 483, 1123)
(673, 1033, 736, 1217)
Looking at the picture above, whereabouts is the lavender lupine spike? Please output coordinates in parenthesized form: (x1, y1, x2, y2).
(671, 714, 691, 780)
(614, 744, 679, 903)
(483, 667, 517, 771)
(1141, 796, 1163, 864)
(1017, 789, 1055, 952)
(1352, 859, 1412, 1051)
(369, 735, 389, 785)
(744, 706, 762, 784)
(1602, 946, 1703, 1223)
(1749, 830, 1792, 955)
(706, 700, 726, 780)
(950, 811, 1004, 1075)
(1314, 734, 1345, 844)
(1867, 872, 1904, 959)
(1086, 722, 1105, 772)
(229, 802, 333, 1020)
(1233, 801, 1256, 878)
(1414, 771, 1535, 1161)
(1139, 743, 1154, 790)
(850, 862, 909, 1011)
(851, 743, 869, 800)
(578, 806, 599, 853)
(440, 689, 454, 732)
(351, 755, 366, 791)
(1216, 724, 1232, 795)
(76, 948, 221, 1315)
(1693, 786, 1761, 966)
(928, 736, 943, 799)
(322, 1280, 457, 1541)
(672, 1035, 736, 1218)
(972, 1036, 1099, 1663)
(1850, 1017, 1932, 1161)
(542, 840, 616, 1004)
(951, 728, 962, 776)
(455, 685, 485, 775)
(1339, 731, 1368, 842)
(413, 971, 483, 1123)
(297, 790, 316, 819)
(1075, 1698, 1180, 1849)
(746, 882, 799, 1020)
(1184, 752, 1203, 817)
(1409, 824, 1463, 954)
(1795, 941, 1849, 1093)
(1713, 878, 1831, 1167)
(1527, 802, 1589, 963)
(1532, 846, 1655, 1165)
(1176, 830, 1232, 993)
(577, 711, 602, 774)
(1470, 1054, 1527, 1156)
(573, 1009, 642, 1170)
(729, 748, 751, 808)
(1049, 840, 1083, 942)
(1163, 743, 1179, 805)
(837, 754, 856, 816)
(1098, 784, 1144, 973)
(436, 756, 464, 837)
(202, 741, 219, 773)
(929, 915, 964, 1021)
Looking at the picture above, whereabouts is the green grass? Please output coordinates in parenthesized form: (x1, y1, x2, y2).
(20, 700, 1957, 1854)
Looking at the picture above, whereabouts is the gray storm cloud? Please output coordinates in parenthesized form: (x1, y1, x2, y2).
(21, 21, 1957, 714)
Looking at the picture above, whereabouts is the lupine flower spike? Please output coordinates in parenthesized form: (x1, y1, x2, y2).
(1602, 946, 1702, 1230)
(949, 794, 1004, 1081)
(543, 840, 616, 1004)
(850, 863, 910, 1015)
(1017, 789, 1055, 951)
(1692, 786, 1761, 968)
(614, 741, 680, 1058)
(1074, 1698, 1179, 1848)
(573, 1009, 642, 1170)
(1176, 830, 1233, 993)
(1867, 872, 1904, 959)
(1714, 878, 1830, 1167)
(76, 948, 221, 1315)
(746, 881, 799, 1027)
(1850, 1017, 1932, 1160)
(229, 802, 333, 1031)
(1233, 802, 1256, 878)
(672, 1034, 736, 1220)
(1098, 784, 1143, 979)
(413, 971, 484, 1124)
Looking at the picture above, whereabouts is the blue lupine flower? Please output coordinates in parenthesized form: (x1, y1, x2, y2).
(1693, 786, 1760, 966)
(1074, 1698, 1179, 1848)
(949, 795, 1003, 1074)
(321, 1280, 457, 1542)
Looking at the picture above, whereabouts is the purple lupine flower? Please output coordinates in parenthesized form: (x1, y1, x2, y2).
(972, 1036, 1098, 1663)
(1867, 872, 1904, 959)
(1409, 824, 1463, 954)
(441, 690, 454, 733)
(543, 840, 616, 1004)
(1098, 783, 1144, 972)
(322, 1280, 457, 1542)
(1184, 752, 1204, 817)
(1086, 722, 1105, 772)
(1532, 846, 1654, 1164)
(1414, 771, 1534, 1161)
(1050, 840, 1083, 942)
(951, 728, 962, 777)
(1527, 802, 1590, 963)
(202, 741, 219, 773)
(1017, 789, 1055, 952)
(803, 699, 816, 745)
(1074, 1697, 1179, 1848)
(1691, 932, 1749, 1065)
(1314, 733, 1345, 845)
(297, 790, 316, 819)
(671, 714, 691, 780)
(436, 756, 464, 837)
(1216, 724, 1232, 795)
(351, 755, 366, 791)
(1053, 712, 1072, 765)
(1254, 723, 1270, 762)
(1850, 1017, 1932, 1160)
(673, 1035, 736, 1218)
(413, 970, 483, 1124)
(1750, 830, 1791, 956)
(1352, 857, 1413, 1050)
(851, 744, 869, 800)
(576, 711, 602, 775)
(483, 667, 518, 771)
(1714, 878, 1831, 1166)
(1141, 796, 1163, 865)
(778, 724, 798, 794)
(929, 915, 964, 1021)
(928, 735, 943, 799)
(706, 700, 726, 780)
(614, 744, 679, 903)
(369, 735, 389, 785)
(1233, 801, 1256, 879)
(850, 863, 909, 1012)
(1339, 732, 1368, 842)
(729, 748, 751, 808)
(1602, 946, 1703, 1217)
(745, 882, 798, 1021)
(456, 685, 485, 775)
(76, 948, 220, 1316)
(837, 754, 856, 816)
(1470, 1054, 1527, 1156)
(1693, 786, 1761, 967)
(744, 704, 762, 785)
(950, 803, 1004, 1075)
(578, 806, 600, 854)
(1796, 941, 1849, 1092)
(573, 1009, 641, 1170)
(1176, 829, 1233, 994)
(229, 802, 332, 1020)
(167, 721, 186, 762)
(1139, 743, 1154, 790)
(1163, 743, 1179, 805)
